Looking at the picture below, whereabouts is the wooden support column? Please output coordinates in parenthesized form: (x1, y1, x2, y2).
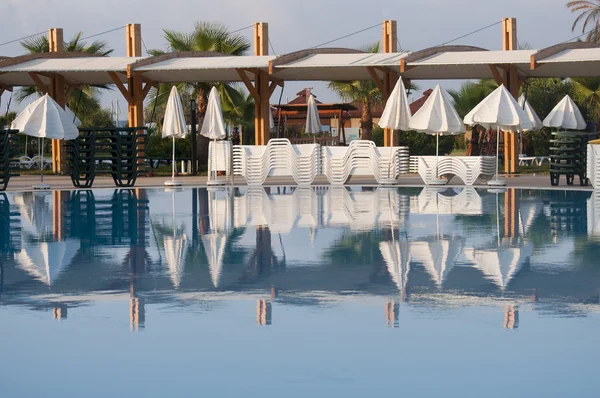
(382, 20, 399, 147)
(502, 17, 520, 174)
(126, 24, 145, 160)
(253, 22, 270, 145)
(49, 28, 65, 174)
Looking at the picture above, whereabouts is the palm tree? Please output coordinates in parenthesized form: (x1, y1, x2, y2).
(328, 43, 383, 141)
(448, 79, 497, 118)
(222, 88, 255, 138)
(572, 77, 600, 123)
(148, 22, 251, 163)
(567, 0, 600, 42)
(18, 32, 113, 120)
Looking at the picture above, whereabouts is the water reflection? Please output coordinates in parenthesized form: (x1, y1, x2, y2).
(1, 186, 600, 329)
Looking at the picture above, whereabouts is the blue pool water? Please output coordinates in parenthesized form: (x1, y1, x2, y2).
(1, 186, 599, 397)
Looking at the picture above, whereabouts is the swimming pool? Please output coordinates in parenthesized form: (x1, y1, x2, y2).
(1, 186, 599, 397)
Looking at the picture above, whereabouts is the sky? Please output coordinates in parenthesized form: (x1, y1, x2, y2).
(0, 0, 585, 117)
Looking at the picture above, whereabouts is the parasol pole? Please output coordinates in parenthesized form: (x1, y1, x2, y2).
(436, 133, 440, 180)
(495, 125, 500, 180)
(172, 136, 176, 183)
(40, 137, 44, 183)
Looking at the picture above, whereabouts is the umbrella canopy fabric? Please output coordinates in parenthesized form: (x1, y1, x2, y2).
(463, 85, 533, 132)
(11, 94, 79, 140)
(380, 239, 411, 294)
(15, 239, 80, 286)
(305, 94, 322, 134)
(162, 86, 188, 139)
(202, 233, 227, 288)
(200, 86, 227, 140)
(517, 95, 542, 132)
(164, 233, 188, 288)
(379, 78, 411, 130)
(543, 95, 586, 130)
(409, 85, 465, 135)
(64, 106, 82, 127)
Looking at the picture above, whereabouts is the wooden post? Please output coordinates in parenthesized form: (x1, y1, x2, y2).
(502, 18, 520, 174)
(49, 28, 65, 174)
(126, 24, 145, 159)
(382, 20, 399, 147)
(254, 22, 270, 145)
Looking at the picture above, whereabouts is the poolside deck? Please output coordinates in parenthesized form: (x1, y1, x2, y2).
(2, 173, 594, 192)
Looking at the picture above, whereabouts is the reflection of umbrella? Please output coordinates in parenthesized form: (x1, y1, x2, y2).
(464, 242, 532, 290)
(464, 85, 533, 186)
(13, 192, 53, 237)
(162, 86, 188, 187)
(163, 189, 188, 287)
(410, 85, 465, 184)
(202, 232, 227, 288)
(543, 94, 586, 130)
(164, 234, 188, 288)
(411, 237, 463, 287)
(379, 78, 411, 131)
(11, 94, 79, 189)
(15, 239, 80, 286)
(306, 94, 322, 135)
(380, 237, 410, 294)
(200, 87, 227, 185)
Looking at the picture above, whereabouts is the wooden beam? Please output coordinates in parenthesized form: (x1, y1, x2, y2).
(488, 65, 504, 86)
(28, 72, 48, 94)
(36, 71, 81, 90)
(269, 81, 278, 96)
(65, 85, 75, 99)
(236, 68, 259, 100)
(366, 67, 386, 96)
(141, 82, 153, 99)
(0, 83, 12, 92)
(109, 72, 132, 103)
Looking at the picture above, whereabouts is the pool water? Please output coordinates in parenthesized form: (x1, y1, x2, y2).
(1, 186, 599, 397)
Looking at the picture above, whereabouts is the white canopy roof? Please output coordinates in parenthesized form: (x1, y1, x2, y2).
(162, 86, 188, 138)
(464, 85, 534, 132)
(409, 84, 465, 134)
(378, 78, 411, 130)
(517, 94, 542, 132)
(543, 95, 587, 130)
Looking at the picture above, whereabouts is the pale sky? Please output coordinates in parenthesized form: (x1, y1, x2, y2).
(0, 0, 583, 115)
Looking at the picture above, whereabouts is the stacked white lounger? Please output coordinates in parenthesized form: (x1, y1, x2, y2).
(321, 140, 410, 185)
(417, 156, 496, 186)
(588, 144, 600, 189)
(233, 139, 320, 185)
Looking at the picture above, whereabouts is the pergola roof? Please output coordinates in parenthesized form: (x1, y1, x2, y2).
(1, 42, 600, 90)
(0, 55, 142, 86)
(131, 53, 275, 83)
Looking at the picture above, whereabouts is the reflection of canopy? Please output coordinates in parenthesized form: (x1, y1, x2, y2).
(13, 192, 53, 237)
(411, 237, 463, 287)
(15, 239, 80, 286)
(380, 238, 410, 294)
(164, 234, 188, 288)
(464, 242, 533, 290)
(202, 233, 227, 288)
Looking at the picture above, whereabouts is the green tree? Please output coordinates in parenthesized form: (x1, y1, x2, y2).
(567, 0, 600, 42)
(572, 77, 600, 123)
(148, 22, 251, 164)
(448, 79, 497, 118)
(0, 111, 16, 129)
(18, 32, 113, 126)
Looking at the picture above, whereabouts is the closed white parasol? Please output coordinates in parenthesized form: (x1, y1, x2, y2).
(162, 86, 188, 187)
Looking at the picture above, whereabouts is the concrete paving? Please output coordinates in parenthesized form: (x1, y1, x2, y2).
(3, 173, 595, 192)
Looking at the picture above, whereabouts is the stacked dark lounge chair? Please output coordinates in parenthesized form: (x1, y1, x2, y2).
(64, 127, 148, 188)
(0, 130, 18, 191)
(549, 131, 597, 186)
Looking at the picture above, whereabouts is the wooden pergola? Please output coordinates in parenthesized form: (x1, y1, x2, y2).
(2, 18, 600, 176)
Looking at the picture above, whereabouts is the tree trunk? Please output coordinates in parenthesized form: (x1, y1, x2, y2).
(196, 87, 210, 169)
(360, 100, 373, 141)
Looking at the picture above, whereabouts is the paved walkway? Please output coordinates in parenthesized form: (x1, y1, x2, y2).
(3, 173, 595, 192)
